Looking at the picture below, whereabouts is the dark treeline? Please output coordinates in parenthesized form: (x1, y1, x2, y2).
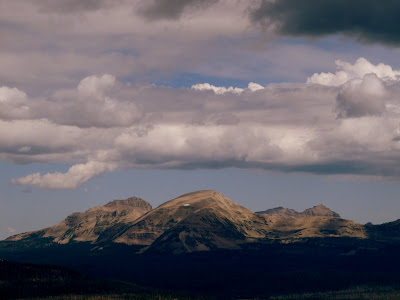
(1, 237, 400, 299)
(0, 259, 211, 300)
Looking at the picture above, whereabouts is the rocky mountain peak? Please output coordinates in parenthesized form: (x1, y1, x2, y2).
(104, 197, 152, 210)
(159, 190, 233, 210)
(7, 195, 153, 244)
(302, 204, 340, 218)
(257, 204, 340, 218)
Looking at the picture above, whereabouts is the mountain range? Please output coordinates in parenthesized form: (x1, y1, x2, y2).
(6, 190, 400, 253)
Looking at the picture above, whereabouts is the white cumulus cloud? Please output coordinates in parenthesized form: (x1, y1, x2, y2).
(191, 82, 264, 94)
(11, 161, 117, 189)
(307, 57, 400, 87)
(0, 86, 31, 120)
(77, 74, 116, 99)
(336, 73, 387, 118)
(0, 75, 142, 128)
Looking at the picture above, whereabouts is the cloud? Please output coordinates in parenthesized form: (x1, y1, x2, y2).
(191, 82, 264, 94)
(307, 58, 396, 118)
(32, 0, 119, 14)
(308, 58, 400, 87)
(191, 83, 244, 94)
(77, 74, 116, 98)
(0, 0, 340, 96)
(307, 116, 400, 176)
(0, 0, 255, 94)
(0, 74, 142, 128)
(0, 119, 83, 160)
(114, 124, 285, 166)
(5, 58, 400, 189)
(7, 1, 400, 189)
(0, 87, 31, 120)
(11, 161, 117, 189)
(7, 227, 16, 234)
(0, 87, 27, 103)
(336, 74, 386, 118)
(137, 0, 218, 20)
(54, 74, 143, 128)
(251, 0, 400, 45)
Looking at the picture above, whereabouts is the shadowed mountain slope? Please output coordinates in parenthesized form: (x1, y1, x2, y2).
(366, 219, 400, 242)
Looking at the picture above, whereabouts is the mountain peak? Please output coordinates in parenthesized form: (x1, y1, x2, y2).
(113, 189, 268, 250)
(7, 196, 153, 244)
(160, 190, 231, 209)
(104, 196, 152, 210)
(257, 204, 340, 218)
(175, 190, 220, 199)
(302, 204, 340, 218)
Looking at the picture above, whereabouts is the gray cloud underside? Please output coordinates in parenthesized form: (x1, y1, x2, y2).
(33, 0, 218, 18)
(251, 0, 400, 45)
(137, 0, 219, 20)
(32, 0, 119, 14)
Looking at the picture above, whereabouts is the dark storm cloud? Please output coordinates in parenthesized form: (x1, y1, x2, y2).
(251, 0, 400, 45)
(138, 0, 218, 20)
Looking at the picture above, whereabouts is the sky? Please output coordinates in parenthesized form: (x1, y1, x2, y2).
(2, 0, 400, 239)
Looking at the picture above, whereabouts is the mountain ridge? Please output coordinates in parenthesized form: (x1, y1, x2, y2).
(256, 204, 340, 218)
(6, 190, 400, 253)
(7, 196, 152, 244)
